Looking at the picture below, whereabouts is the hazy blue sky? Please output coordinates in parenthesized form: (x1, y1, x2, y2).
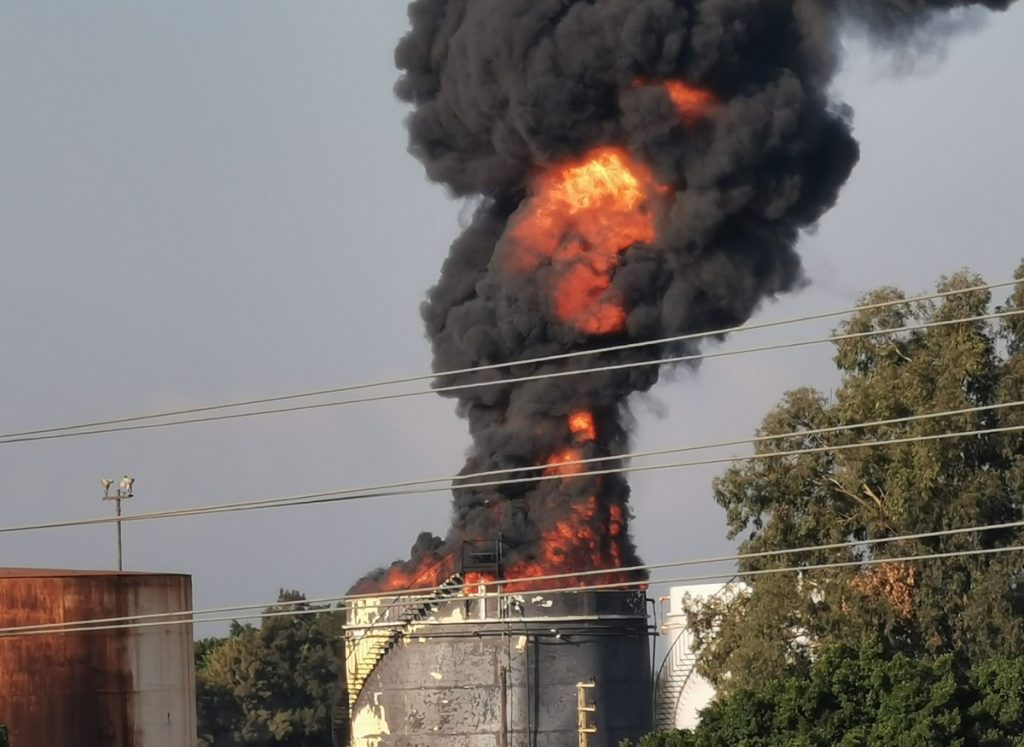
(1, 3, 1022, 629)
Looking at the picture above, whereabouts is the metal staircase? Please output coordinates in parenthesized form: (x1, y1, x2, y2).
(653, 628, 700, 731)
(654, 580, 742, 730)
(346, 574, 465, 709)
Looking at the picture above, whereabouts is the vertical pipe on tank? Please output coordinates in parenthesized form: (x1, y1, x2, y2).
(648, 596, 658, 727)
(529, 632, 538, 747)
(500, 665, 508, 747)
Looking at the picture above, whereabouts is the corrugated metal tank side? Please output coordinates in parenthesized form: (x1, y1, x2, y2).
(0, 572, 196, 747)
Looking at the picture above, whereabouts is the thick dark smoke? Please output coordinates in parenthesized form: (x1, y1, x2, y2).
(352, 0, 1015, 593)
(844, 0, 1012, 32)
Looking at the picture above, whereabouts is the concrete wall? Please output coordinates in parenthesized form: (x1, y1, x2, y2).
(0, 569, 197, 747)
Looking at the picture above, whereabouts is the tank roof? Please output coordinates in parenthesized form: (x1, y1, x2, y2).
(0, 567, 190, 579)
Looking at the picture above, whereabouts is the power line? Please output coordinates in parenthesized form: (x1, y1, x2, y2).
(3, 540, 1021, 638)
(259, 398, 1024, 500)
(10, 278, 1008, 438)
(4, 308, 1017, 445)
(340, 542, 1024, 634)
(1, 416, 1020, 536)
(2, 282, 1018, 445)
(6, 514, 1022, 636)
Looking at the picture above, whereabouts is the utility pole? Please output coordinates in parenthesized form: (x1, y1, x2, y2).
(102, 476, 134, 571)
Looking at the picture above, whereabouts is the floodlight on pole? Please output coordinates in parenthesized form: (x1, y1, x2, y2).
(102, 475, 134, 571)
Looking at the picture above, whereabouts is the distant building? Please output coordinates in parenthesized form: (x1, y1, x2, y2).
(653, 581, 746, 731)
(0, 568, 197, 747)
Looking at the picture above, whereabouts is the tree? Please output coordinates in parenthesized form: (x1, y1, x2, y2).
(968, 656, 1024, 745)
(623, 643, 1024, 747)
(620, 731, 697, 747)
(686, 267, 1024, 692)
(196, 590, 345, 747)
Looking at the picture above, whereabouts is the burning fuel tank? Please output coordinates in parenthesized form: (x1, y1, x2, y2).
(0, 568, 197, 747)
(342, 578, 652, 747)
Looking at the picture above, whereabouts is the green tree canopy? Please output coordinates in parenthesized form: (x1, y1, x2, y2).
(196, 590, 344, 747)
(687, 268, 1024, 692)
(624, 643, 1024, 747)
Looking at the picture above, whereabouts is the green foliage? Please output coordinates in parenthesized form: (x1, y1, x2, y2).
(967, 657, 1024, 745)
(0, 724, 8, 747)
(692, 268, 1024, 692)
(625, 644, 1024, 747)
(623, 268, 1024, 747)
(196, 590, 345, 747)
(619, 730, 697, 747)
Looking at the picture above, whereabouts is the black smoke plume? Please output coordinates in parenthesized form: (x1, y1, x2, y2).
(352, 0, 1015, 593)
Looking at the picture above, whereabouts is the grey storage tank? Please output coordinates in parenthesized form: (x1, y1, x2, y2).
(343, 577, 652, 747)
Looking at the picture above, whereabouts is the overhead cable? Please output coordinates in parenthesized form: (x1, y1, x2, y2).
(1, 417, 1021, 536)
(4, 514, 1023, 636)
(2, 283, 1018, 445)
(2, 541, 1021, 638)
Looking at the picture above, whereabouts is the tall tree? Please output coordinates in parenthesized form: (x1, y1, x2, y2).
(623, 643, 1024, 747)
(197, 591, 344, 747)
(688, 267, 1024, 692)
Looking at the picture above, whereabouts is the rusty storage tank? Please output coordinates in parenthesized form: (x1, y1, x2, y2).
(343, 578, 653, 747)
(0, 568, 197, 747)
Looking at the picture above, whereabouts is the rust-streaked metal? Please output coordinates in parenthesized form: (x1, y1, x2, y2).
(0, 568, 197, 747)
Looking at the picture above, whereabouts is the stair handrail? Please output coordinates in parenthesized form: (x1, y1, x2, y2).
(653, 577, 742, 729)
(345, 572, 466, 707)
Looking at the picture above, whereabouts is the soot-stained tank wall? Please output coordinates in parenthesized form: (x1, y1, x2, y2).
(0, 568, 197, 747)
(349, 589, 651, 747)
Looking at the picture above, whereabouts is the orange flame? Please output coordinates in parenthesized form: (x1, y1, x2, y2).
(499, 411, 632, 592)
(632, 78, 716, 124)
(544, 448, 586, 477)
(464, 572, 492, 591)
(661, 81, 715, 123)
(358, 412, 641, 596)
(369, 556, 452, 594)
(609, 504, 624, 538)
(569, 410, 597, 442)
(507, 147, 664, 335)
